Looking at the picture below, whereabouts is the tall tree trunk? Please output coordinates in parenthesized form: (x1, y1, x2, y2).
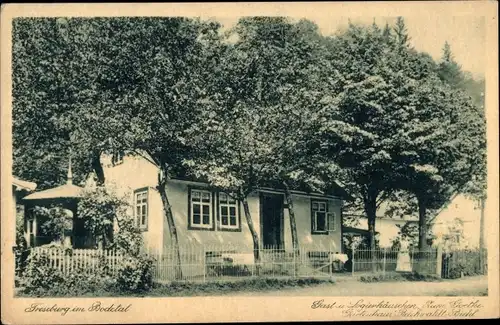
(283, 182, 299, 274)
(365, 197, 377, 250)
(91, 150, 105, 186)
(157, 171, 183, 280)
(242, 196, 261, 274)
(417, 197, 427, 250)
(364, 195, 377, 272)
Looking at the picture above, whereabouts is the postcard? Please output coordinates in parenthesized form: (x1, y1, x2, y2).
(1, 1, 498, 323)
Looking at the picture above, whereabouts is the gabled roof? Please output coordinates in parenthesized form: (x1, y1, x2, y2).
(23, 183, 83, 201)
(13, 177, 37, 192)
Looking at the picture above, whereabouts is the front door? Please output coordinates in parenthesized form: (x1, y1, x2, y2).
(261, 193, 284, 249)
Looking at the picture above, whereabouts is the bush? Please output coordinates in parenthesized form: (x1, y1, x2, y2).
(116, 254, 156, 292)
(19, 251, 117, 297)
(20, 254, 65, 293)
(447, 265, 465, 279)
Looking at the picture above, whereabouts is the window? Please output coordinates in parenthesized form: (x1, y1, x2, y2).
(311, 200, 328, 234)
(134, 189, 148, 230)
(189, 188, 213, 229)
(218, 192, 240, 230)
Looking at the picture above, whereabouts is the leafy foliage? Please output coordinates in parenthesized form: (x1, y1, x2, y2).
(20, 251, 115, 297)
(116, 254, 155, 292)
(20, 253, 65, 292)
(77, 187, 129, 248)
(112, 215, 144, 257)
(33, 205, 72, 242)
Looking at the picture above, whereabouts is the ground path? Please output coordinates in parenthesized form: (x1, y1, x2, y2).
(224, 276, 488, 296)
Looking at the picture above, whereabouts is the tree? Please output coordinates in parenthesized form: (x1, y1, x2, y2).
(96, 18, 224, 280)
(231, 18, 340, 263)
(14, 17, 224, 280)
(321, 21, 408, 251)
(12, 18, 88, 189)
(390, 73, 486, 249)
(12, 18, 132, 188)
(184, 17, 296, 268)
(438, 41, 465, 89)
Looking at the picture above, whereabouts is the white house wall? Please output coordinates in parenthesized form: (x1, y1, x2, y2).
(431, 195, 482, 249)
(163, 179, 261, 250)
(283, 195, 342, 252)
(356, 218, 410, 248)
(101, 155, 164, 254)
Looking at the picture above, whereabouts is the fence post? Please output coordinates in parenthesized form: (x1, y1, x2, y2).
(410, 247, 414, 273)
(436, 245, 443, 278)
(202, 246, 206, 283)
(351, 246, 355, 276)
(382, 248, 386, 277)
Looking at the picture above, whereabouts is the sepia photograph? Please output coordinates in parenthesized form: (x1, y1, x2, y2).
(1, 1, 498, 323)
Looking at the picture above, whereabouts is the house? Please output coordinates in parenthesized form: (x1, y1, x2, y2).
(13, 176, 37, 213)
(98, 154, 352, 256)
(345, 194, 484, 250)
(12, 176, 37, 249)
(430, 194, 484, 250)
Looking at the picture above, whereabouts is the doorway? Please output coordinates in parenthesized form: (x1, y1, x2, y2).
(260, 192, 284, 249)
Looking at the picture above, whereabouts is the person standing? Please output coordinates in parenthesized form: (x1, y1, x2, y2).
(396, 237, 412, 272)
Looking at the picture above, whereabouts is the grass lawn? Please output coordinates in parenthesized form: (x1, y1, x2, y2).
(16, 275, 488, 297)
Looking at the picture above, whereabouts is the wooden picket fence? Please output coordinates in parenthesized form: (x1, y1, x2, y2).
(28, 244, 346, 283)
(31, 247, 124, 275)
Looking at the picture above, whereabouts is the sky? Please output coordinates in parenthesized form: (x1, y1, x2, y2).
(213, 16, 485, 78)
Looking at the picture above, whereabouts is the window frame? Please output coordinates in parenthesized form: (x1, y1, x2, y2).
(217, 192, 241, 232)
(311, 199, 329, 235)
(134, 188, 149, 231)
(188, 186, 215, 231)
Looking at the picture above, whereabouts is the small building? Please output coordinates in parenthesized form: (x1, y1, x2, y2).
(13, 176, 37, 212)
(12, 176, 37, 248)
(21, 160, 93, 248)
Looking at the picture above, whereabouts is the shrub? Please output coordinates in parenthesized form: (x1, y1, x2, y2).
(18, 250, 118, 297)
(20, 253, 65, 293)
(77, 187, 130, 248)
(116, 254, 156, 292)
(33, 205, 72, 243)
(447, 265, 465, 279)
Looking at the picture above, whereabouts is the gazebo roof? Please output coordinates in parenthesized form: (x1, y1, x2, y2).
(22, 155, 83, 201)
(23, 183, 83, 201)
